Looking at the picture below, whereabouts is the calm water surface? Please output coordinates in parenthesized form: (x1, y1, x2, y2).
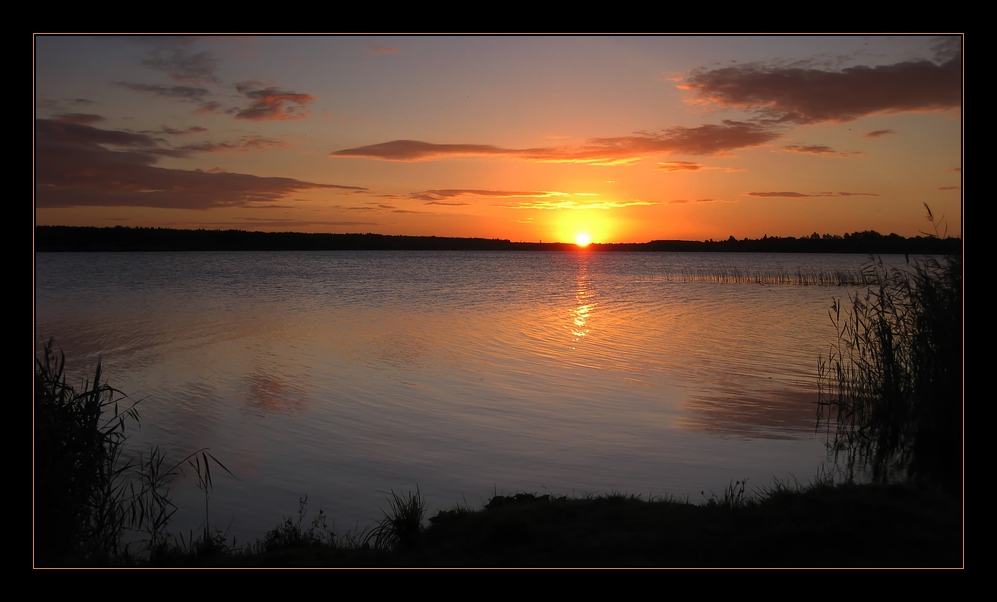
(35, 251, 891, 543)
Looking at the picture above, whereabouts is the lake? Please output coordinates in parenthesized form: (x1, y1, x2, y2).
(34, 250, 891, 544)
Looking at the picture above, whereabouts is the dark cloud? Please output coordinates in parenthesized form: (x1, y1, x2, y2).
(745, 191, 879, 198)
(158, 125, 208, 135)
(332, 140, 509, 162)
(782, 144, 835, 154)
(937, 186, 960, 190)
(931, 36, 962, 64)
(682, 45, 961, 124)
(53, 113, 105, 125)
(239, 136, 289, 151)
(177, 136, 288, 154)
(946, 167, 961, 173)
(35, 119, 366, 210)
(168, 219, 383, 229)
(781, 144, 863, 157)
(640, 121, 778, 156)
(42, 99, 96, 110)
(234, 82, 316, 121)
(116, 82, 211, 101)
(393, 188, 647, 210)
(136, 125, 208, 137)
(863, 129, 896, 138)
(747, 192, 811, 198)
(331, 121, 779, 163)
(409, 189, 551, 202)
(37, 119, 164, 153)
(176, 141, 238, 153)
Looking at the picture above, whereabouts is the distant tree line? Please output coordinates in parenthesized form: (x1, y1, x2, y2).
(640, 231, 961, 254)
(35, 226, 961, 254)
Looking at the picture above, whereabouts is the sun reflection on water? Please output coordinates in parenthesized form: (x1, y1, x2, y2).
(570, 258, 593, 341)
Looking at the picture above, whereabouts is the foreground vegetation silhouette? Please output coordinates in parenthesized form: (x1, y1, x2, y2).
(34, 340, 229, 566)
(817, 211, 962, 494)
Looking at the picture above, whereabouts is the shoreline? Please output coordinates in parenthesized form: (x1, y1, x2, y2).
(35, 225, 962, 254)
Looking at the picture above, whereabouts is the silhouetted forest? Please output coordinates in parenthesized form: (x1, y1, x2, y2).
(35, 226, 962, 254)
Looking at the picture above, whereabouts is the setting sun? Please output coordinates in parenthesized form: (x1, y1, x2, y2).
(575, 233, 591, 247)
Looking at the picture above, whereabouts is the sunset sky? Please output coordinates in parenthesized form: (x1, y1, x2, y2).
(34, 35, 963, 243)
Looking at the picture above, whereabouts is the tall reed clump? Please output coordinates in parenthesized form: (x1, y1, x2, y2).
(34, 339, 227, 565)
(817, 241, 962, 493)
(34, 340, 138, 565)
(370, 488, 426, 552)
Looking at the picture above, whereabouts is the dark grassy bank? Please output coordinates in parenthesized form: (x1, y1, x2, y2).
(36, 225, 961, 254)
(143, 482, 960, 568)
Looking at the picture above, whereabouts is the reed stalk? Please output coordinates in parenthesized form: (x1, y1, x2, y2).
(816, 250, 962, 492)
(34, 339, 230, 565)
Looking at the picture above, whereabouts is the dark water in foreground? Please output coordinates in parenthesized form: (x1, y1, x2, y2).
(35, 251, 895, 543)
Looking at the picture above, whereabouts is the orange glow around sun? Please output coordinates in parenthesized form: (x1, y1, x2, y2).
(575, 233, 591, 247)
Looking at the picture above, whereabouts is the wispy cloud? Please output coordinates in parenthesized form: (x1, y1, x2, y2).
(367, 41, 399, 56)
(745, 191, 879, 198)
(331, 120, 779, 164)
(115, 81, 212, 101)
(408, 189, 563, 202)
(142, 46, 221, 85)
(390, 188, 649, 210)
(498, 199, 659, 210)
(176, 135, 290, 154)
(169, 218, 383, 229)
(657, 161, 703, 171)
(52, 113, 106, 125)
(234, 82, 316, 121)
(863, 129, 896, 138)
(666, 198, 737, 204)
(781, 144, 864, 157)
(195, 101, 223, 115)
(159, 125, 208, 135)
